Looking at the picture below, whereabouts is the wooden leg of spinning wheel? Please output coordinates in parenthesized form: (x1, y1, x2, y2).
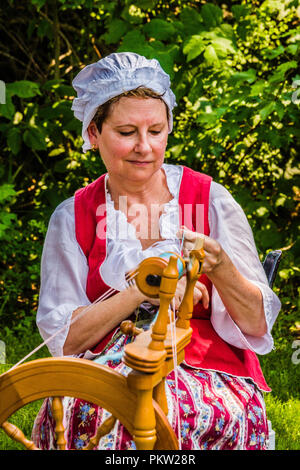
(132, 388, 157, 450)
(153, 378, 168, 416)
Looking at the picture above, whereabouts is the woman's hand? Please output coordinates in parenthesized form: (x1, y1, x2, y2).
(177, 226, 226, 275)
(177, 226, 267, 337)
(172, 276, 209, 311)
(144, 274, 209, 310)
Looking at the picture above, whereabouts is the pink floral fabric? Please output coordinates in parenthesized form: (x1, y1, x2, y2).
(32, 353, 269, 450)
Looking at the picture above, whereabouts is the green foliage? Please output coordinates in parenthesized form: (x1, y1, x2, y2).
(264, 394, 300, 450)
(0, 0, 299, 450)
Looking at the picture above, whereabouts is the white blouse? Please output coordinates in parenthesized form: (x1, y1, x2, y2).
(36, 164, 281, 357)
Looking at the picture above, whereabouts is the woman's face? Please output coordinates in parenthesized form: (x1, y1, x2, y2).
(88, 96, 169, 186)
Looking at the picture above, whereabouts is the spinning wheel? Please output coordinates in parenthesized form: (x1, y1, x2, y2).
(0, 242, 205, 451)
(0, 357, 178, 450)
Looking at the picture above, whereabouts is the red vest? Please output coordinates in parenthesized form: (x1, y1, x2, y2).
(75, 166, 270, 391)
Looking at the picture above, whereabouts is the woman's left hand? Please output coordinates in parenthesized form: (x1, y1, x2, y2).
(177, 226, 267, 337)
(177, 226, 226, 275)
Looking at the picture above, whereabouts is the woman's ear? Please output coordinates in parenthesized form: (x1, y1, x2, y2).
(87, 121, 99, 147)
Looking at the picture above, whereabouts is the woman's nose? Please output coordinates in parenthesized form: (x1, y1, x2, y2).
(134, 134, 151, 153)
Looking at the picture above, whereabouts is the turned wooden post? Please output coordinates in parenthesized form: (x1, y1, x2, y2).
(176, 237, 205, 329)
(52, 396, 66, 450)
(149, 256, 179, 351)
(175, 259, 200, 329)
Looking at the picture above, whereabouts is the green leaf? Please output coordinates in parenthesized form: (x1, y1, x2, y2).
(0, 213, 17, 238)
(275, 102, 285, 120)
(197, 110, 219, 127)
(263, 45, 285, 60)
(269, 61, 298, 84)
(0, 93, 15, 119)
(37, 19, 53, 39)
(179, 6, 204, 35)
(256, 206, 269, 217)
(183, 35, 205, 62)
(210, 37, 236, 57)
(47, 84, 75, 98)
(7, 127, 22, 155)
(54, 159, 69, 173)
(169, 144, 184, 159)
(138, 0, 158, 9)
(31, 0, 47, 9)
(204, 45, 220, 67)
(48, 147, 65, 157)
(231, 5, 250, 20)
(23, 127, 47, 151)
(144, 19, 176, 41)
(102, 19, 129, 44)
(118, 30, 147, 51)
(6, 81, 41, 98)
(250, 80, 266, 96)
(201, 4, 223, 27)
(229, 69, 257, 86)
(188, 75, 204, 102)
(149, 50, 175, 78)
(121, 4, 146, 24)
(279, 268, 290, 280)
(275, 194, 287, 207)
(286, 44, 299, 56)
(0, 184, 17, 203)
(259, 102, 276, 121)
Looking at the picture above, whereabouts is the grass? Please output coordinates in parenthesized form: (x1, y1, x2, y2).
(259, 338, 300, 450)
(264, 394, 300, 451)
(0, 327, 299, 451)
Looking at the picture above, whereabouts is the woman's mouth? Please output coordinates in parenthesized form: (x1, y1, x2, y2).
(127, 160, 151, 166)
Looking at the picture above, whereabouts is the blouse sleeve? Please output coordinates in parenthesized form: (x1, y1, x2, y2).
(36, 197, 90, 357)
(208, 182, 281, 355)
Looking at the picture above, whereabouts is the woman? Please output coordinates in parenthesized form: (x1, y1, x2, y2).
(32, 52, 280, 450)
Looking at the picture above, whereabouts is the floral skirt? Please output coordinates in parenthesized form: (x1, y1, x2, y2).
(31, 327, 269, 450)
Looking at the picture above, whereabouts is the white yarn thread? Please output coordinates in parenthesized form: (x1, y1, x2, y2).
(169, 299, 182, 450)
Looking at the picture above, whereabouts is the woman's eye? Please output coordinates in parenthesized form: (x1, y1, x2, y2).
(150, 130, 161, 135)
(118, 129, 161, 136)
(119, 131, 134, 136)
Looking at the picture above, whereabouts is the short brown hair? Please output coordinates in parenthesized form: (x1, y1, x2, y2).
(92, 86, 169, 133)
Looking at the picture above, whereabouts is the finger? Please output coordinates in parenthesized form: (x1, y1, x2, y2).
(177, 227, 208, 255)
(183, 240, 196, 250)
(176, 226, 197, 242)
(194, 282, 210, 309)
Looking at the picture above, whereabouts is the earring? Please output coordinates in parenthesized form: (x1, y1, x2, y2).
(92, 144, 97, 152)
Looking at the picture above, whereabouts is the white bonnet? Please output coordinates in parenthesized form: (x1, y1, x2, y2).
(71, 52, 177, 153)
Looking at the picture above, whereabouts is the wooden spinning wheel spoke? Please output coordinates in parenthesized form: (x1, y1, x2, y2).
(83, 415, 117, 450)
(51, 397, 66, 450)
(1, 420, 39, 450)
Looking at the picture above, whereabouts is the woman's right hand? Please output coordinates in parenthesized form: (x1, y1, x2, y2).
(172, 275, 209, 311)
(144, 275, 209, 311)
